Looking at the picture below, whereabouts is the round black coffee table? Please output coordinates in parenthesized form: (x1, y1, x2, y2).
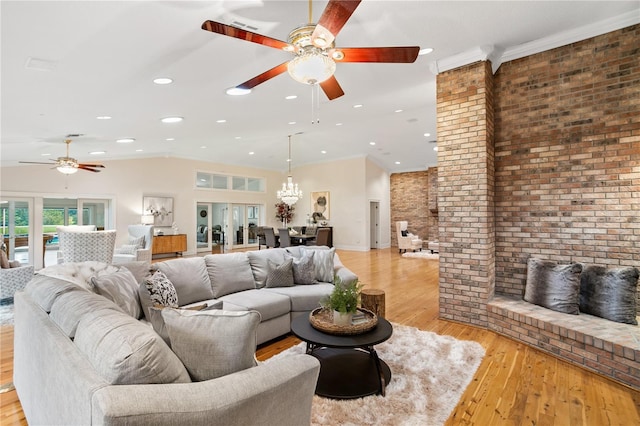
(291, 313, 393, 399)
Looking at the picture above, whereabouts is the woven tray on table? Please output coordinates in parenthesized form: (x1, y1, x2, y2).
(309, 307, 378, 335)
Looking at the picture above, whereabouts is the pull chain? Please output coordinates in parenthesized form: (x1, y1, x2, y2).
(311, 84, 320, 124)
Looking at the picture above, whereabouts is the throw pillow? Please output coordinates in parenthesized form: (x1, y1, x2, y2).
(0, 250, 10, 269)
(401, 230, 408, 237)
(301, 246, 335, 283)
(161, 309, 260, 381)
(74, 309, 191, 385)
(523, 258, 582, 314)
(204, 253, 255, 298)
(128, 234, 145, 249)
(149, 301, 224, 346)
(91, 269, 142, 319)
(144, 270, 179, 308)
(285, 250, 316, 285)
(114, 244, 138, 255)
(265, 258, 295, 288)
(579, 265, 639, 325)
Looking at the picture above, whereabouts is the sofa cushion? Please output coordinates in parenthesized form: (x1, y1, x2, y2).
(285, 250, 316, 285)
(24, 274, 90, 312)
(91, 269, 142, 319)
(116, 261, 153, 285)
(50, 289, 123, 338)
(144, 270, 179, 308)
(265, 258, 294, 288)
(579, 265, 639, 325)
(74, 309, 191, 385)
(155, 258, 214, 305)
(524, 258, 582, 314)
(219, 289, 290, 321)
(263, 283, 335, 312)
(300, 246, 335, 283)
(161, 309, 260, 381)
(247, 250, 286, 288)
(204, 253, 255, 298)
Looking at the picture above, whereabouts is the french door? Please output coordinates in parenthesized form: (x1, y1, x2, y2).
(196, 202, 261, 252)
(1, 197, 34, 265)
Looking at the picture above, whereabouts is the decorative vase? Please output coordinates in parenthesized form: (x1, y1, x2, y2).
(333, 310, 353, 326)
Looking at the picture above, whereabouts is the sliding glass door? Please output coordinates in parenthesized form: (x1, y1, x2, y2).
(1, 198, 33, 265)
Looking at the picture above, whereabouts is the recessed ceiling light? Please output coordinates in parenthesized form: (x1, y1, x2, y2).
(161, 116, 183, 123)
(153, 77, 173, 85)
(136, 149, 143, 152)
(369, 141, 376, 146)
(321, 150, 327, 154)
(394, 109, 403, 113)
(335, 123, 343, 126)
(200, 145, 207, 149)
(395, 161, 401, 165)
(235, 136, 242, 140)
(41, 153, 51, 156)
(165, 138, 175, 141)
(433, 146, 439, 152)
(248, 151, 255, 155)
(285, 95, 297, 100)
(353, 104, 363, 108)
(216, 119, 227, 123)
(418, 48, 434, 56)
(424, 133, 431, 137)
(226, 87, 251, 96)
(96, 116, 112, 120)
(288, 121, 297, 125)
(116, 138, 135, 143)
(89, 151, 105, 155)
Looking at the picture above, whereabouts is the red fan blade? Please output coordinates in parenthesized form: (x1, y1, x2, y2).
(19, 161, 56, 165)
(201, 20, 291, 51)
(319, 76, 345, 100)
(78, 163, 105, 168)
(312, 0, 362, 47)
(334, 46, 420, 63)
(237, 62, 290, 90)
(78, 165, 102, 173)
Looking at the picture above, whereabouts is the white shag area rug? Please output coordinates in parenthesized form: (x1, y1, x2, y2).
(267, 324, 485, 426)
(402, 251, 439, 260)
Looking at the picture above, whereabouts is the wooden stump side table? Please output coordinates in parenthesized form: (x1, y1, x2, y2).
(361, 289, 385, 318)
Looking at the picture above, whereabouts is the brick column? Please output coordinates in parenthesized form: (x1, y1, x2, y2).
(436, 61, 495, 327)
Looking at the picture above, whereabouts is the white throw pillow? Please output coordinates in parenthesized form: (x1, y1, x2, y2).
(91, 269, 142, 319)
(161, 309, 261, 381)
(144, 270, 179, 308)
(301, 246, 335, 283)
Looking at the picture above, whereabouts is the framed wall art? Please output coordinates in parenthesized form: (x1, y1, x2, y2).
(311, 191, 330, 223)
(143, 196, 174, 227)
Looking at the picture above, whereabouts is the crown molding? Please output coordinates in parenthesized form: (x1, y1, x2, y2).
(430, 10, 640, 75)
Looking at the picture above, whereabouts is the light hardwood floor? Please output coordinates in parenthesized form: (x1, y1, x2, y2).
(1, 248, 639, 425)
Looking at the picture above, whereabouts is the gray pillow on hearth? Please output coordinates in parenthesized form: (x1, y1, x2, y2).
(579, 265, 639, 325)
(523, 258, 582, 314)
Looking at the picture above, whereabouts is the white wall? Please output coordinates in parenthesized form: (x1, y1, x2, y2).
(1, 154, 390, 254)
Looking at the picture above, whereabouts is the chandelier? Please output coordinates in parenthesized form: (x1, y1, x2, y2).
(286, 24, 336, 85)
(277, 135, 302, 206)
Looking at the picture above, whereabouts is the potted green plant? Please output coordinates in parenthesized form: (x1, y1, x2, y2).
(321, 277, 364, 326)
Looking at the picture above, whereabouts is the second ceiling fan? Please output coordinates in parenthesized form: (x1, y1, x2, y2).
(201, 0, 420, 100)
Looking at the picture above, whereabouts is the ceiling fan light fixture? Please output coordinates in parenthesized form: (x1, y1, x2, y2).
(287, 47, 336, 85)
(57, 162, 79, 175)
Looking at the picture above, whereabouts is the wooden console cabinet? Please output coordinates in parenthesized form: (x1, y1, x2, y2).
(152, 234, 187, 258)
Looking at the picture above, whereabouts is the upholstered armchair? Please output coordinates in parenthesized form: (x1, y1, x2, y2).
(196, 225, 208, 243)
(112, 225, 154, 264)
(57, 227, 117, 264)
(396, 221, 423, 253)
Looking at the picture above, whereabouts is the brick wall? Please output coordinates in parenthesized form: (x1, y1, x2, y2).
(436, 61, 496, 327)
(493, 24, 640, 297)
(389, 170, 438, 246)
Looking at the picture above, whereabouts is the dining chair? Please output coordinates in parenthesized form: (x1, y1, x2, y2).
(263, 227, 279, 248)
(315, 228, 331, 247)
(278, 229, 292, 248)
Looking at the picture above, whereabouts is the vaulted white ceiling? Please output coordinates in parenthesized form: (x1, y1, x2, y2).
(2, 1, 638, 174)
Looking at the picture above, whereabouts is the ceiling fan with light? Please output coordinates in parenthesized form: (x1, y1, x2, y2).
(19, 139, 105, 174)
(201, 0, 420, 100)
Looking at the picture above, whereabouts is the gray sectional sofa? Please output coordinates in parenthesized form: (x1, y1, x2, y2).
(14, 246, 356, 425)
